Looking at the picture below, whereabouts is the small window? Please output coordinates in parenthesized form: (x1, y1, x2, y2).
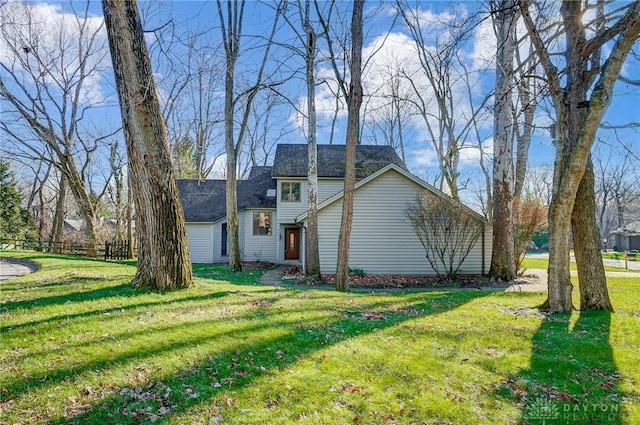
(281, 182, 301, 202)
(253, 212, 272, 236)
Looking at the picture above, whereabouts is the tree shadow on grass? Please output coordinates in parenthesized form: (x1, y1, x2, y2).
(37, 290, 490, 424)
(499, 311, 624, 424)
(0, 290, 237, 334)
(1, 281, 136, 312)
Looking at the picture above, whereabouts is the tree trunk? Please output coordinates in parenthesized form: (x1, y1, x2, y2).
(572, 160, 612, 311)
(305, 4, 320, 277)
(489, 0, 516, 280)
(226, 153, 242, 271)
(51, 173, 66, 251)
(615, 199, 624, 228)
(103, 0, 192, 290)
(336, 0, 364, 291)
(224, 50, 242, 272)
(519, 0, 640, 312)
(546, 196, 575, 312)
(127, 179, 133, 258)
(65, 165, 99, 256)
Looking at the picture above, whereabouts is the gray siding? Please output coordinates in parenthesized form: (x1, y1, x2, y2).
(276, 179, 345, 224)
(317, 179, 344, 203)
(185, 223, 214, 263)
(276, 178, 307, 223)
(242, 209, 278, 262)
(315, 169, 491, 275)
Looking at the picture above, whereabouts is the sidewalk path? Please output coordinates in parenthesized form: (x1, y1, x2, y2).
(508, 268, 640, 292)
(526, 252, 640, 271)
(260, 266, 288, 286)
(0, 257, 38, 281)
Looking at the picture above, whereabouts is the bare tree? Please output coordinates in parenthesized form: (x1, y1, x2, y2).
(519, 0, 640, 312)
(335, 0, 364, 291)
(523, 164, 554, 206)
(489, 0, 517, 280)
(106, 141, 127, 240)
(406, 192, 484, 281)
(302, 0, 322, 278)
(150, 23, 226, 180)
(216, 0, 282, 271)
(363, 59, 416, 163)
(396, 2, 485, 200)
(594, 141, 640, 243)
(0, 1, 114, 253)
(102, 0, 193, 289)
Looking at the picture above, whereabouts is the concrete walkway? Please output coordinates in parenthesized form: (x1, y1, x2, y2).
(509, 268, 640, 292)
(527, 252, 640, 271)
(260, 266, 289, 286)
(0, 258, 37, 281)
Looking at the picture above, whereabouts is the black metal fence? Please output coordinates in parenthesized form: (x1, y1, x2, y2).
(104, 240, 131, 260)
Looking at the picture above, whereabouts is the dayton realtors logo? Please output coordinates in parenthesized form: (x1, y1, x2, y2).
(524, 398, 559, 424)
(525, 398, 621, 424)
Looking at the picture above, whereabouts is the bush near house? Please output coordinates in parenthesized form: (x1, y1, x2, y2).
(406, 192, 484, 281)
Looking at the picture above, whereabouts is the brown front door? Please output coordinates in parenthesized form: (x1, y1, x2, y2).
(284, 228, 300, 260)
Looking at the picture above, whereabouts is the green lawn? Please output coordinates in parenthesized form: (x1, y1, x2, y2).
(603, 252, 638, 262)
(521, 257, 633, 272)
(1, 252, 638, 424)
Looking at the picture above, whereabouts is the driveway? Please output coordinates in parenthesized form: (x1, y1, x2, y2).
(0, 258, 37, 281)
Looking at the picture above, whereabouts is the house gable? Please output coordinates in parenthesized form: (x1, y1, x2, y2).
(295, 164, 487, 223)
(300, 165, 490, 275)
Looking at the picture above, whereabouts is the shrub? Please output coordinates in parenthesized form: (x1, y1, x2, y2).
(406, 191, 484, 282)
(514, 197, 548, 273)
(348, 267, 366, 276)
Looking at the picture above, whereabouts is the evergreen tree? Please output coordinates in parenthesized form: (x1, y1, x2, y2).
(0, 160, 34, 240)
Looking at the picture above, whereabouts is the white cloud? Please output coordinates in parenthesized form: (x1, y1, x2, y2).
(0, 2, 110, 106)
(410, 147, 439, 168)
(287, 4, 497, 180)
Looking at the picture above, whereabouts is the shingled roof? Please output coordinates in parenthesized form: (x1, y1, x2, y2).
(177, 166, 276, 222)
(237, 166, 277, 210)
(271, 144, 407, 178)
(177, 179, 226, 222)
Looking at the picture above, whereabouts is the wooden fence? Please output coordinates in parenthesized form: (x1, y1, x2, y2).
(0, 239, 134, 260)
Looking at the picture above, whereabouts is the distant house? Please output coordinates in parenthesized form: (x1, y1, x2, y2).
(611, 221, 640, 251)
(177, 144, 492, 275)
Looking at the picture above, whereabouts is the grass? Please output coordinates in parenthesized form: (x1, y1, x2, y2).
(521, 256, 633, 272)
(602, 252, 638, 262)
(1, 251, 639, 424)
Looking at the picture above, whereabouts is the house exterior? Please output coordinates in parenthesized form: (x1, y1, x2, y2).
(178, 144, 492, 275)
(610, 221, 640, 251)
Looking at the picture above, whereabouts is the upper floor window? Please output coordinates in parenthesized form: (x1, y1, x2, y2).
(281, 182, 301, 202)
(253, 212, 272, 236)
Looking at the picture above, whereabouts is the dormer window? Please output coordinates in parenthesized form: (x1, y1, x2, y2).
(281, 182, 301, 202)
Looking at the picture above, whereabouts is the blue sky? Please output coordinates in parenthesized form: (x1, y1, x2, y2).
(1, 0, 638, 207)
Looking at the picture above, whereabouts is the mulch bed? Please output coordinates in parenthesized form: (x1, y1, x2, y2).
(241, 261, 279, 271)
(281, 265, 527, 289)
